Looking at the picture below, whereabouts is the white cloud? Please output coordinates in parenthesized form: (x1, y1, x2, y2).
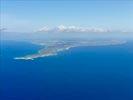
(38, 26, 50, 32)
(37, 25, 110, 33)
(56, 25, 67, 32)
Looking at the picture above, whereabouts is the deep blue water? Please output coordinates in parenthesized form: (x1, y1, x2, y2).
(0, 40, 133, 100)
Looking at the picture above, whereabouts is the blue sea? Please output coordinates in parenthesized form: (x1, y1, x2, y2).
(0, 40, 133, 100)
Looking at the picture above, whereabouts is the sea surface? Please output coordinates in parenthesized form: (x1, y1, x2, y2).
(0, 40, 133, 100)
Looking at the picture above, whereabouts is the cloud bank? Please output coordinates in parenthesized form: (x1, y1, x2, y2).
(0, 28, 7, 31)
(37, 25, 110, 33)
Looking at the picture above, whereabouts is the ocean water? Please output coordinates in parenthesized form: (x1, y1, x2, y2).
(0, 40, 133, 100)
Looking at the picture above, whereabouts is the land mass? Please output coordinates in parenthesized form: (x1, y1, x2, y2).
(14, 40, 126, 60)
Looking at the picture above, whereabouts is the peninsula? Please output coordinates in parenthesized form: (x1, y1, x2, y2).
(14, 40, 126, 60)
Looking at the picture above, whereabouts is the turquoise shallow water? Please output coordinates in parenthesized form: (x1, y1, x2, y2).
(0, 40, 133, 100)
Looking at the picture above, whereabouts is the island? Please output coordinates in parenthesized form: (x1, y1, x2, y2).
(14, 39, 126, 60)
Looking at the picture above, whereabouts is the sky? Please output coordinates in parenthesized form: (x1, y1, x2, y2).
(0, 0, 133, 32)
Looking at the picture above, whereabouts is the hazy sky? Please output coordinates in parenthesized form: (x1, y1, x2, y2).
(1, 0, 133, 32)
